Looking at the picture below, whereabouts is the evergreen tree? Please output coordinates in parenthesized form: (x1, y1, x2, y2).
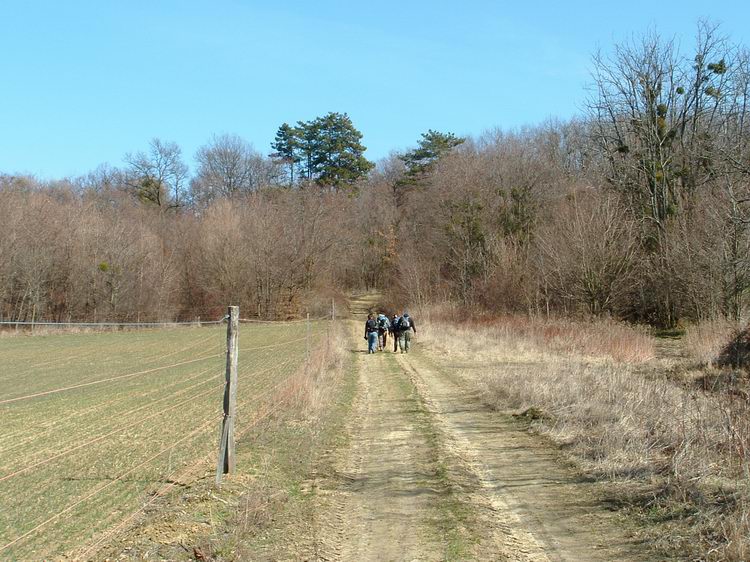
(270, 113, 373, 190)
(398, 130, 465, 187)
(270, 123, 300, 187)
(309, 112, 374, 190)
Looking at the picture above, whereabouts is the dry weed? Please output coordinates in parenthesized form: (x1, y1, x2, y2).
(423, 315, 654, 365)
(683, 319, 741, 367)
(425, 317, 750, 560)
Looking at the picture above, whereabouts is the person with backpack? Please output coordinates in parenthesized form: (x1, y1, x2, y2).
(364, 313, 379, 354)
(390, 314, 400, 352)
(376, 313, 390, 351)
(397, 311, 417, 353)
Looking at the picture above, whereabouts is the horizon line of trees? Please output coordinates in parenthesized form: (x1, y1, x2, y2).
(2, 22, 750, 328)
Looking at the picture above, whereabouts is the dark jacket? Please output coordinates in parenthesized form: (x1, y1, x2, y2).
(397, 315, 416, 333)
(364, 318, 378, 338)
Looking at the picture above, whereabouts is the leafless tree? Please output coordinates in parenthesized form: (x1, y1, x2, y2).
(124, 138, 188, 208)
(191, 134, 279, 205)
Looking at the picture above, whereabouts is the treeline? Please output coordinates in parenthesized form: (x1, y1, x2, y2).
(2, 23, 750, 327)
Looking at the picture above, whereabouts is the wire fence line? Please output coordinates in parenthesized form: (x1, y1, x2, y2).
(0, 352, 224, 406)
(0, 377, 225, 484)
(77, 355, 319, 560)
(0, 307, 332, 559)
(0, 364, 221, 461)
(0, 412, 224, 555)
(0, 318, 228, 328)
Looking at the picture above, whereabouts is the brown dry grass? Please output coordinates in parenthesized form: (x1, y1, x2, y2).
(419, 305, 655, 364)
(423, 315, 750, 561)
(683, 319, 741, 367)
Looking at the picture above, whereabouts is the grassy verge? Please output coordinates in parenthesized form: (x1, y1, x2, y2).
(92, 321, 357, 560)
(0, 320, 333, 559)
(421, 316, 750, 561)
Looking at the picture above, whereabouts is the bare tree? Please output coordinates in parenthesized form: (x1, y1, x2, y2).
(588, 22, 730, 236)
(191, 134, 278, 205)
(124, 138, 188, 208)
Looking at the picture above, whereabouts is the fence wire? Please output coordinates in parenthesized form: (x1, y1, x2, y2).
(0, 313, 330, 559)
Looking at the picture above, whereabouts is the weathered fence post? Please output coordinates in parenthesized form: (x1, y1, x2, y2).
(216, 305, 239, 485)
(305, 312, 311, 376)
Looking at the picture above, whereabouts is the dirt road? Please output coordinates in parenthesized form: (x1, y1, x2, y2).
(304, 312, 655, 560)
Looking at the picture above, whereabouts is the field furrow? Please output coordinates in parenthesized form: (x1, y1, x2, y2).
(0, 320, 328, 559)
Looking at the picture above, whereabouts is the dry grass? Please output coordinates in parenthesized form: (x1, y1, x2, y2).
(423, 316, 750, 560)
(683, 319, 742, 367)
(420, 307, 655, 364)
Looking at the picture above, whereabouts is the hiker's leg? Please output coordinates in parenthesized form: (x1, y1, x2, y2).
(394, 332, 399, 352)
(368, 332, 378, 354)
(404, 330, 412, 352)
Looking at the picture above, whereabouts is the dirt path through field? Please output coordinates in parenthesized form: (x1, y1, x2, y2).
(312, 335, 448, 560)
(305, 296, 655, 560)
(395, 351, 652, 561)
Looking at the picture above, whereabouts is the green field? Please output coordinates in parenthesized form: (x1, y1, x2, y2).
(0, 320, 327, 560)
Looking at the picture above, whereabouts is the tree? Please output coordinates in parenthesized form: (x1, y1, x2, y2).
(270, 123, 300, 187)
(124, 139, 188, 208)
(588, 23, 737, 326)
(398, 130, 465, 187)
(192, 134, 275, 204)
(270, 113, 374, 190)
(588, 23, 730, 239)
(308, 112, 374, 190)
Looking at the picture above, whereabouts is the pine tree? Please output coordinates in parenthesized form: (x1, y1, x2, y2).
(270, 113, 373, 190)
(270, 123, 300, 187)
(310, 112, 374, 190)
(398, 130, 465, 187)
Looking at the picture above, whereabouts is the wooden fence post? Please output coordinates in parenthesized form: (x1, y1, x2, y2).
(216, 305, 239, 485)
(305, 312, 311, 376)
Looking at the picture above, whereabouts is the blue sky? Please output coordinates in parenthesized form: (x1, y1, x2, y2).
(1, 0, 748, 179)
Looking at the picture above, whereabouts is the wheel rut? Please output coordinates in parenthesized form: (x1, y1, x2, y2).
(307, 312, 655, 561)
(313, 334, 449, 561)
(395, 351, 656, 562)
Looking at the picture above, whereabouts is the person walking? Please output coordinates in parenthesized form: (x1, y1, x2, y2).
(377, 313, 390, 351)
(364, 313, 379, 354)
(390, 314, 400, 352)
(397, 311, 417, 353)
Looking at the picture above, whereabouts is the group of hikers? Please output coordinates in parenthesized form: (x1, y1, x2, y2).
(364, 311, 417, 354)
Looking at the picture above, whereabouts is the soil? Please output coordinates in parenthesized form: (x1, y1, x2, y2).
(96, 295, 662, 560)
(293, 298, 658, 561)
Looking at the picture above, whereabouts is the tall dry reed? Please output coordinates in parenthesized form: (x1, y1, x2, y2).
(425, 319, 750, 560)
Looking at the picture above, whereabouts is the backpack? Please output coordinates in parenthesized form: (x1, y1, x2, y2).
(366, 319, 378, 332)
(377, 316, 388, 330)
(399, 315, 411, 330)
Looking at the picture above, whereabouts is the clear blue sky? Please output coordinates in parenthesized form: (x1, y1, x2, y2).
(1, 0, 748, 179)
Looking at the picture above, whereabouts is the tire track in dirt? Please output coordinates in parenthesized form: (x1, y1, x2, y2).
(308, 318, 547, 561)
(396, 351, 656, 562)
(313, 341, 448, 561)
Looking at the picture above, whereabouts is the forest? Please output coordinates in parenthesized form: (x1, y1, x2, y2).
(2, 23, 750, 328)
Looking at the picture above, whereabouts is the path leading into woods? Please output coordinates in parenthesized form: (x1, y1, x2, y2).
(305, 297, 655, 561)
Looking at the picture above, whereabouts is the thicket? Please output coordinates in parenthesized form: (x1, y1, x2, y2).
(2, 23, 750, 327)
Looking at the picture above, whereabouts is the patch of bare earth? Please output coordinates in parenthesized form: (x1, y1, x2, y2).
(302, 316, 656, 561)
(310, 332, 455, 560)
(397, 351, 655, 561)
